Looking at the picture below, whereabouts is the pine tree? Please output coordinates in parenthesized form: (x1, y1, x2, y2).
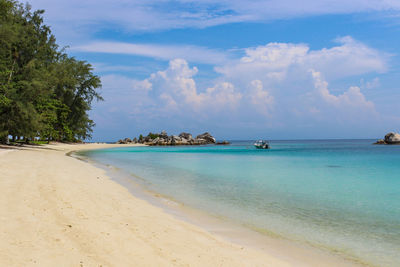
(0, 0, 102, 143)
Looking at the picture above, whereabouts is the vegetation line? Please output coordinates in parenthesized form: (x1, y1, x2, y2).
(0, 0, 102, 144)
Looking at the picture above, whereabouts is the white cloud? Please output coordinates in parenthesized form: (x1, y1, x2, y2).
(307, 37, 388, 79)
(91, 37, 391, 139)
(146, 58, 201, 107)
(240, 43, 309, 66)
(248, 80, 274, 115)
(28, 0, 400, 34)
(203, 82, 242, 109)
(217, 36, 388, 84)
(132, 79, 152, 92)
(310, 70, 375, 110)
(91, 62, 141, 73)
(361, 77, 381, 90)
(74, 42, 229, 64)
(136, 59, 242, 111)
(86, 37, 387, 80)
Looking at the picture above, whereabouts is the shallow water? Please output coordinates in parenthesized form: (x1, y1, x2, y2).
(82, 140, 400, 266)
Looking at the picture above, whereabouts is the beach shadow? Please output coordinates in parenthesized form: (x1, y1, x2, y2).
(0, 143, 60, 151)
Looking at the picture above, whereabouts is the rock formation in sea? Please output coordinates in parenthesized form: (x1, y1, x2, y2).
(374, 132, 400, 145)
(116, 131, 218, 146)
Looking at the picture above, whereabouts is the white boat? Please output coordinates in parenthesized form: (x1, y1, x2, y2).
(254, 140, 270, 149)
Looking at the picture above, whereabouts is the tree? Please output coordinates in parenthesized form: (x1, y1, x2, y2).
(0, 0, 102, 143)
(50, 56, 102, 141)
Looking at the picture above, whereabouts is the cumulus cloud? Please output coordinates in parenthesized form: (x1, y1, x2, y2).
(307, 37, 388, 79)
(310, 70, 375, 112)
(92, 37, 390, 139)
(147, 58, 201, 108)
(217, 36, 388, 83)
(247, 80, 274, 115)
(136, 59, 242, 112)
(204, 82, 243, 109)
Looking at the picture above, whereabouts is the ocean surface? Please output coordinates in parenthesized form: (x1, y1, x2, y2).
(81, 140, 400, 266)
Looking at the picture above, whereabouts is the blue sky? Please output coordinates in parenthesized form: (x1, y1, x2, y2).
(28, 0, 400, 141)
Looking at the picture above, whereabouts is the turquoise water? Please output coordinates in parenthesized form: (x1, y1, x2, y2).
(82, 140, 400, 266)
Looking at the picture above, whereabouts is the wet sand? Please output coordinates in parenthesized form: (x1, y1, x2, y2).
(0, 143, 359, 266)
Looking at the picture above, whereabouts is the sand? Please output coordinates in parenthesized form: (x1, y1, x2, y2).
(0, 143, 358, 266)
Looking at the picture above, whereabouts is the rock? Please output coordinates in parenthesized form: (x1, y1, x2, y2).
(179, 132, 192, 140)
(117, 138, 132, 144)
(194, 138, 207, 145)
(152, 137, 160, 145)
(128, 131, 217, 146)
(374, 139, 386, 145)
(172, 135, 180, 140)
(196, 132, 216, 144)
(160, 130, 168, 139)
(384, 132, 400, 144)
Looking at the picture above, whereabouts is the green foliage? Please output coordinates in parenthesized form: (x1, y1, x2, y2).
(0, 0, 102, 143)
(147, 133, 159, 139)
(29, 140, 49, 145)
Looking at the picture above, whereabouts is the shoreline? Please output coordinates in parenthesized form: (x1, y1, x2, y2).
(0, 143, 361, 266)
(76, 145, 365, 267)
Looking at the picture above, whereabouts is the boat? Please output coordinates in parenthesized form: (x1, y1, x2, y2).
(254, 140, 270, 149)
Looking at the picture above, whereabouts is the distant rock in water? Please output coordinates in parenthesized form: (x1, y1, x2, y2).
(116, 131, 218, 146)
(374, 132, 400, 145)
(374, 139, 386, 145)
(385, 132, 400, 144)
(196, 132, 216, 144)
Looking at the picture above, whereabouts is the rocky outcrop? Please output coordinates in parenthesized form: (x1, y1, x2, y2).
(385, 132, 400, 144)
(179, 132, 192, 140)
(116, 131, 220, 146)
(374, 132, 400, 145)
(116, 138, 132, 144)
(374, 139, 385, 145)
(196, 132, 216, 144)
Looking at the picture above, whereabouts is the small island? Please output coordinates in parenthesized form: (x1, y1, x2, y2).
(117, 131, 230, 146)
(374, 132, 400, 145)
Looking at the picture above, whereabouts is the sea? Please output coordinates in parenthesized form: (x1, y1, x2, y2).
(79, 140, 400, 266)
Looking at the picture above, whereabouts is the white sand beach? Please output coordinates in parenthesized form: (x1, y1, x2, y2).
(0, 143, 358, 266)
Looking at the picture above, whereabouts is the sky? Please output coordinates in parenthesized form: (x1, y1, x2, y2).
(27, 0, 400, 141)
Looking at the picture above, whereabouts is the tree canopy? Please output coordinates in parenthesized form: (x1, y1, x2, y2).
(0, 0, 102, 143)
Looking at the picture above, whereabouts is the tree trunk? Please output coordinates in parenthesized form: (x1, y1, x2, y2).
(8, 59, 16, 84)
